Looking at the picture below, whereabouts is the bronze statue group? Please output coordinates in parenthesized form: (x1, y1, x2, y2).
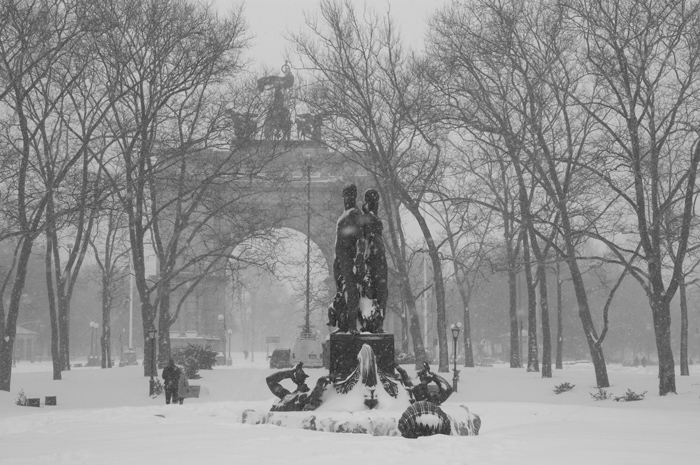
(328, 184, 388, 334)
(263, 184, 474, 439)
(265, 360, 457, 438)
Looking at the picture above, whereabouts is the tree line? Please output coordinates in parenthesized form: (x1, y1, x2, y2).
(1, 0, 698, 397)
(0, 0, 294, 391)
(289, 0, 700, 396)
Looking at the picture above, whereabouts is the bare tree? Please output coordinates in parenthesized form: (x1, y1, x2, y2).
(563, 0, 700, 395)
(290, 0, 456, 369)
(427, 0, 617, 386)
(426, 194, 496, 368)
(0, 0, 94, 390)
(89, 0, 251, 375)
(89, 190, 131, 369)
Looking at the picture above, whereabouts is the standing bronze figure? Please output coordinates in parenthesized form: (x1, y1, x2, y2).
(330, 184, 363, 333)
(358, 188, 388, 333)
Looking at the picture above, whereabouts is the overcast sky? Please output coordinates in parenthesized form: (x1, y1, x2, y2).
(212, 0, 445, 70)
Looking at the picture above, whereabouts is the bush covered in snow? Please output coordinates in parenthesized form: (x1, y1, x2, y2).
(614, 389, 646, 402)
(14, 389, 27, 406)
(553, 382, 575, 394)
(172, 344, 217, 379)
(590, 387, 612, 401)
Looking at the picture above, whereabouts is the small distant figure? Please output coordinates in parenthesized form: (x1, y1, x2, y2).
(177, 366, 190, 405)
(162, 359, 181, 405)
(641, 356, 647, 367)
(244, 350, 249, 360)
(633, 356, 640, 367)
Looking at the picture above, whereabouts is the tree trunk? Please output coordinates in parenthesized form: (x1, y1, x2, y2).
(680, 278, 689, 376)
(537, 261, 552, 378)
(560, 204, 609, 387)
(556, 260, 563, 370)
(380, 186, 425, 366)
(522, 231, 539, 372)
(652, 298, 677, 394)
(462, 305, 474, 368)
(400, 301, 409, 353)
(508, 268, 520, 368)
(101, 275, 112, 369)
(0, 238, 35, 391)
(158, 285, 174, 367)
(569, 260, 609, 387)
(142, 304, 158, 378)
(451, 256, 474, 367)
(416, 214, 449, 373)
(528, 229, 551, 377)
(58, 296, 71, 370)
(45, 239, 62, 380)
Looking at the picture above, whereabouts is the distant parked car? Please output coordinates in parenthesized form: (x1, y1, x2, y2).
(119, 349, 138, 367)
(269, 348, 292, 369)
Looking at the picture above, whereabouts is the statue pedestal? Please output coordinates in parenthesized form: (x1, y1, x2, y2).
(329, 333, 394, 379)
(241, 404, 481, 437)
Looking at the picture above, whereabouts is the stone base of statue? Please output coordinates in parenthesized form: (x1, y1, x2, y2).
(329, 332, 394, 379)
(248, 339, 482, 437)
(240, 404, 481, 437)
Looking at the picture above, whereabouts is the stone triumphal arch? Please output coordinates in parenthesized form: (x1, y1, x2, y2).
(166, 64, 392, 352)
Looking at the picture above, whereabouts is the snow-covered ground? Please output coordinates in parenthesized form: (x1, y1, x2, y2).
(1, 353, 699, 465)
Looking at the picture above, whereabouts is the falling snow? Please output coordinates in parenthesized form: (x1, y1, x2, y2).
(1, 355, 699, 464)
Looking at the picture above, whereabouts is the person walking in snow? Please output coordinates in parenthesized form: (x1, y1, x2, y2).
(162, 359, 181, 405)
(176, 366, 190, 404)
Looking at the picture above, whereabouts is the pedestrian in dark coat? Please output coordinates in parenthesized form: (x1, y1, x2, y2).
(162, 359, 181, 405)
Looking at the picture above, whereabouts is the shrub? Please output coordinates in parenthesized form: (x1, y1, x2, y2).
(614, 389, 646, 402)
(15, 389, 27, 406)
(172, 344, 217, 379)
(590, 387, 612, 401)
(182, 356, 200, 379)
(396, 352, 415, 365)
(554, 382, 575, 394)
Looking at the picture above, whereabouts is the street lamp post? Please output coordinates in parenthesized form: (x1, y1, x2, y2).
(89, 321, 99, 366)
(218, 314, 225, 365)
(227, 329, 232, 366)
(90, 322, 95, 357)
(148, 328, 157, 396)
(450, 322, 462, 392)
(304, 158, 312, 336)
